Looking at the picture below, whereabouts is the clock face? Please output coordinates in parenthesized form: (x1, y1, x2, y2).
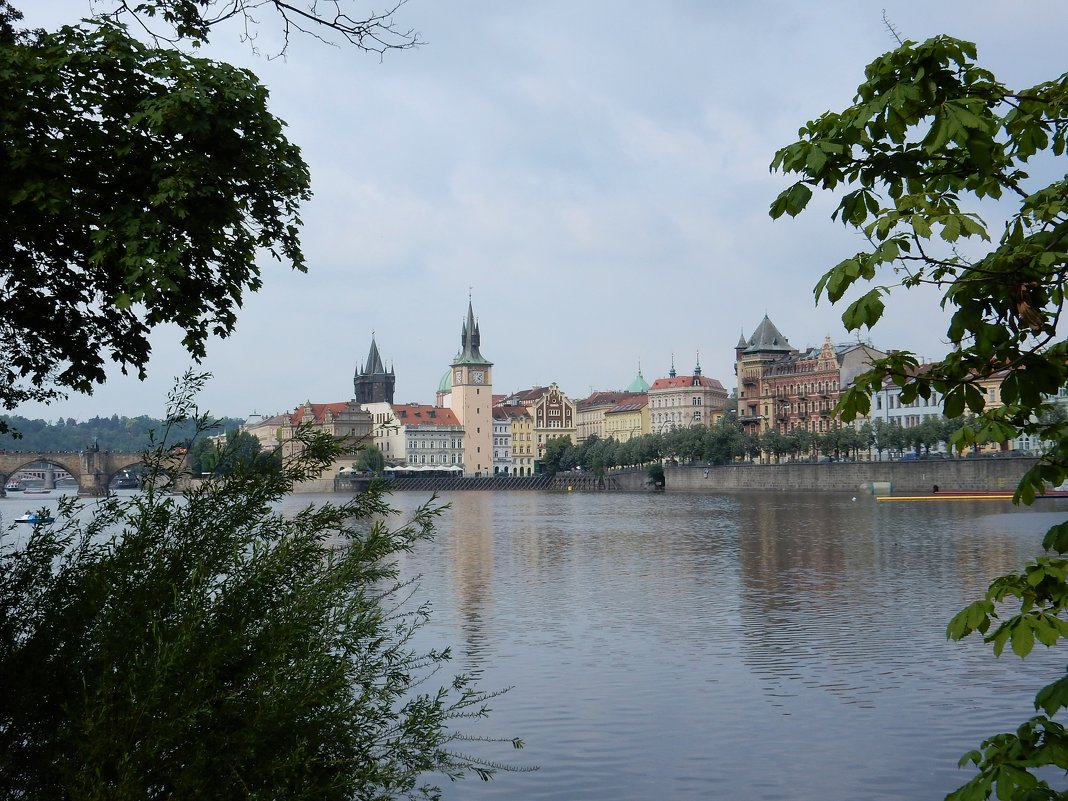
(472, 370, 485, 384)
(455, 370, 462, 383)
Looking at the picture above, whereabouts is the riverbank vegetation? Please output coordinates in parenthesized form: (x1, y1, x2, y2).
(0, 376, 522, 799)
(0, 413, 244, 453)
(772, 32, 1068, 800)
(539, 414, 973, 476)
(1, 0, 521, 795)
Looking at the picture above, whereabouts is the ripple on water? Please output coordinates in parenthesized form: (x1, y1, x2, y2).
(346, 490, 1064, 800)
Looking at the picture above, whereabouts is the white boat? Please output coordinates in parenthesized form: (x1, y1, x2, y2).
(15, 512, 55, 525)
(4, 480, 22, 492)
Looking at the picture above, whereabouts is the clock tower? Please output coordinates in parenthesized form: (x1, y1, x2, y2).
(450, 300, 493, 476)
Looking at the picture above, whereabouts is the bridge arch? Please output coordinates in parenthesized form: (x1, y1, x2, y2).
(0, 450, 145, 496)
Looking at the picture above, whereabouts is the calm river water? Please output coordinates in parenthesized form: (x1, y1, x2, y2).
(342, 489, 1067, 801)
(5, 487, 1066, 799)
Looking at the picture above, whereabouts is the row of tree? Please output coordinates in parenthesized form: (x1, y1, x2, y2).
(539, 415, 989, 476)
(0, 414, 245, 453)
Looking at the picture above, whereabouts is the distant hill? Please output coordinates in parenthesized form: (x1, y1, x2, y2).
(0, 414, 246, 453)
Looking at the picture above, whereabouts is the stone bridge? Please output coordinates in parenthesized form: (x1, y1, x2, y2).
(0, 450, 144, 496)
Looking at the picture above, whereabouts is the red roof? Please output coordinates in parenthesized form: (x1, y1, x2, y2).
(493, 405, 532, 421)
(649, 375, 725, 391)
(289, 402, 355, 426)
(577, 390, 640, 409)
(390, 404, 460, 428)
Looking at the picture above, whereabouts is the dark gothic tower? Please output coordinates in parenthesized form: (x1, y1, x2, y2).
(354, 334, 395, 404)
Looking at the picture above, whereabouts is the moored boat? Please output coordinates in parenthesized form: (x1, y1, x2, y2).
(4, 480, 23, 492)
(878, 489, 1068, 502)
(15, 511, 55, 524)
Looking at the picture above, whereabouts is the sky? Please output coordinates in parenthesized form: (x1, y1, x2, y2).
(12, 0, 1068, 422)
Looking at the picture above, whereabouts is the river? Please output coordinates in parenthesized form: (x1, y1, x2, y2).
(4, 487, 1065, 799)
(343, 489, 1068, 801)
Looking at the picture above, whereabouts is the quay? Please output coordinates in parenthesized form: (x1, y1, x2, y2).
(334, 457, 1041, 495)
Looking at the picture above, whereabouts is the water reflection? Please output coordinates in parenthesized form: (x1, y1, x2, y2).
(8, 487, 1063, 800)
(370, 490, 1067, 801)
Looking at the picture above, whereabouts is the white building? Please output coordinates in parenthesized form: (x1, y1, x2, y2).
(363, 402, 464, 467)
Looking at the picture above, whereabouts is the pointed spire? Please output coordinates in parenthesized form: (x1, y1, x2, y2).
(452, 296, 492, 366)
(694, 350, 702, 376)
(363, 333, 386, 376)
(669, 354, 676, 378)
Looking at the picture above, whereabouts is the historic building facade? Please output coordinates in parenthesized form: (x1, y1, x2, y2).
(576, 391, 642, 443)
(736, 315, 886, 437)
(363, 402, 463, 467)
(604, 395, 648, 442)
(353, 334, 395, 405)
(275, 400, 373, 473)
(647, 358, 728, 433)
(500, 384, 576, 465)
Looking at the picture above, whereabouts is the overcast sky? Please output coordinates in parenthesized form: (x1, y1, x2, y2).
(13, 1, 1068, 422)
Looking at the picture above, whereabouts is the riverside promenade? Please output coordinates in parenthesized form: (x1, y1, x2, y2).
(333, 457, 1039, 494)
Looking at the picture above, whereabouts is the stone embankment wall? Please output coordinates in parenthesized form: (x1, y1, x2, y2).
(611, 457, 1039, 494)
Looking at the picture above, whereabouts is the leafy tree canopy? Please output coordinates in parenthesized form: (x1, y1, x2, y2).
(771, 34, 1068, 499)
(772, 35, 1068, 800)
(0, 0, 416, 417)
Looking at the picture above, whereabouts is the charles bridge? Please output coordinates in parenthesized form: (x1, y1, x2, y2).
(0, 449, 144, 496)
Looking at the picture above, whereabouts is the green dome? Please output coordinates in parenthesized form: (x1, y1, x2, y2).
(626, 370, 650, 393)
(438, 368, 453, 393)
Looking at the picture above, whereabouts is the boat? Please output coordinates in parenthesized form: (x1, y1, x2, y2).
(4, 480, 22, 492)
(878, 489, 1068, 502)
(22, 489, 51, 495)
(113, 471, 140, 489)
(15, 512, 55, 525)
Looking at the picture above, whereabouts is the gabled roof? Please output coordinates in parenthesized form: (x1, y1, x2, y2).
(577, 390, 636, 410)
(391, 404, 460, 428)
(606, 396, 648, 415)
(743, 315, 794, 354)
(502, 386, 547, 404)
(289, 402, 357, 426)
(493, 405, 532, 421)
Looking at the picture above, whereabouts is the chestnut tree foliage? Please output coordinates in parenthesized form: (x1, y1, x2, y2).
(0, 3, 525, 797)
(772, 36, 1068, 800)
(0, 0, 416, 414)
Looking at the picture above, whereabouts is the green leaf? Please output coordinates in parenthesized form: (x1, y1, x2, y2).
(1043, 522, 1068, 554)
(1011, 619, 1036, 658)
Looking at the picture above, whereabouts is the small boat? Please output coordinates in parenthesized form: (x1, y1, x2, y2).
(878, 489, 1068, 502)
(4, 480, 22, 492)
(113, 472, 140, 489)
(22, 489, 51, 495)
(15, 512, 55, 525)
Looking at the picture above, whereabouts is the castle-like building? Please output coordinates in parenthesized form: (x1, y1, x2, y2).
(735, 314, 885, 436)
(353, 334, 395, 405)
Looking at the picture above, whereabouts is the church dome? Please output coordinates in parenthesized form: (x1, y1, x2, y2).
(438, 368, 453, 393)
(626, 370, 650, 393)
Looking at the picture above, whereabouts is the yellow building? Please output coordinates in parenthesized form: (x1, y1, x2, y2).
(604, 396, 648, 442)
(493, 405, 535, 476)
